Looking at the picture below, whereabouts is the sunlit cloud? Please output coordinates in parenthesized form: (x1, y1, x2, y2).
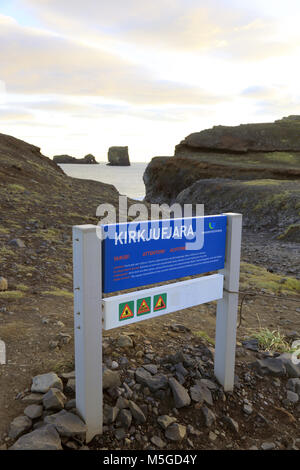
(0, 1, 300, 161)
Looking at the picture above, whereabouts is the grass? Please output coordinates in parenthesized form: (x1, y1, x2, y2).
(0, 290, 24, 300)
(248, 327, 293, 353)
(193, 330, 215, 346)
(42, 288, 73, 298)
(8, 184, 25, 192)
(240, 262, 300, 294)
(0, 321, 28, 341)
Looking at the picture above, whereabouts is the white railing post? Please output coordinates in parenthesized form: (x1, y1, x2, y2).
(73, 225, 102, 443)
(214, 213, 242, 391)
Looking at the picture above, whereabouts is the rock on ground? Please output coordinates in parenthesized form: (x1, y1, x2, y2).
(8, 416, 32, 439)
(169, 377, 191, 408)
(9, 425, 62, 450)
(44, 410, 86, 439)
(31, 372, 63, 393)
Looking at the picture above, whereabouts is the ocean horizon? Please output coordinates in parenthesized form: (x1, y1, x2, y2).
(59, 162, 147, 200)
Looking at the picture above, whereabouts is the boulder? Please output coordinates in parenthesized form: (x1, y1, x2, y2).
(107, 146, 130, 166)
(31, 372, 63, 393)
(42, 388, 67, 410)
(9, 416, 32, 439)
(168, 377, 191, 408)
(44, 410, 86, 439)
(9, 425, 62, 450)
(103, 369, 121, 389)
(165, 423, 186, 441)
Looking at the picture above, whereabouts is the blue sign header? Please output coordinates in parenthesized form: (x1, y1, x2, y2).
(102, 215, 227, 293)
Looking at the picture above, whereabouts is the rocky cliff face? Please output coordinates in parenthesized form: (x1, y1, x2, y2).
(176, 179, 300, 242)
(143, 116, 300, 204)
(175, 115, 300, 154)
(107, 146, 130, 166)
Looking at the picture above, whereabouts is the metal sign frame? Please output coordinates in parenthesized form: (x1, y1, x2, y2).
(73, 212, 242, 442)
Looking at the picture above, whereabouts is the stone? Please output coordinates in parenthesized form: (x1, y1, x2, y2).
(31, 372, 63, 393)
(114, 428, 126, 440)
(61, 371, 75, 380)
(10, 425, 62, 450)
(24, 405, 43, 420)
(221, 416, 239, 433)
(117, 334, 133, 348)
(202, 406, 216, 427)
(251, 358, 286, 377)
(108, 146, 130, 166)
(42, 388, 67, 410)
(103, 369, 121, 389)
(8, 238, 25, 248)
(286, 378, 300, 394)
(157, 415, 177, 430)
(278, 353, 300, 378)
(261, 442, 276, 450)
(242, 339, 259, 352)
(65, 378, 76, 394)
(21, 393, 44, 405)
(44, 410, 86, 439)
(165, 423, 186, 442)
(169, 377, 191, 408)
(209, 431, 218, 442)
(65, 399, 76, 410)
(111, 361, 119, 370)
(243, 404, 253, 415)
(128, 401, 146, 424)
(9, 415, 32, 439)
(150, 436, 166, 448)
(286, 391, 299, 403)
(116, 397, 129, 409)
(103, 404, 119, 424)
(190, 383, 213, 406)
(116, 409, 132, 429)
(0, 277, 8, 291)
(143, 364, 158, 375)
(199, 379, 219, 391)
(135, 367, 168, 392)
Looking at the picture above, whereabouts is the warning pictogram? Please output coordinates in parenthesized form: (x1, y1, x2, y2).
(153, 293, 167, 311)
(137, 297, 151, 316)
(119, 301, 134, 321)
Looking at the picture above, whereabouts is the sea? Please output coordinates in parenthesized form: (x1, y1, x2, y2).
(59, 163, 148, 200)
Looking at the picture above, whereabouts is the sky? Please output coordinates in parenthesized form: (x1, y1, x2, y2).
(0, 0, 300, 162)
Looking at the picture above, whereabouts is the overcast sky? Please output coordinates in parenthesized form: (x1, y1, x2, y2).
(0, 0, 300, 161)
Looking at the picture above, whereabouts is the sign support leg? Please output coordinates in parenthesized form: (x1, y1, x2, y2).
(214, 213, 242, 391)
(73, 225, 102, 443)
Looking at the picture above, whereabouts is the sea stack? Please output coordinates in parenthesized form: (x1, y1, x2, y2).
(107, 146, 130, 166)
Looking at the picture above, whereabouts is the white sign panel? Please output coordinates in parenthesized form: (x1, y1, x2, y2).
(103, 274, 224, 330)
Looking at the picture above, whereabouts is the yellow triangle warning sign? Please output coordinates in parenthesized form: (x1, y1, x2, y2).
(154, 295, 166, 311)
(119, 303, 134, 320)
(137, 299, 150, 315)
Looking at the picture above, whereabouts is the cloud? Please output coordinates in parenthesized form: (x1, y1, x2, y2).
(20, 0, 300, 61)
(0, 107, 34, 121)
(241, 84, 300, 116)
(0, 14, 226, 105)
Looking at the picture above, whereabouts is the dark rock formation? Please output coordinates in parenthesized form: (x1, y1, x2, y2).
(175, 115, 300, 154)
(143, 116, 300, 203)
(107, 146, 130, 166)
(53, 154, 98, 164)
(175, 179, 300, 241)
